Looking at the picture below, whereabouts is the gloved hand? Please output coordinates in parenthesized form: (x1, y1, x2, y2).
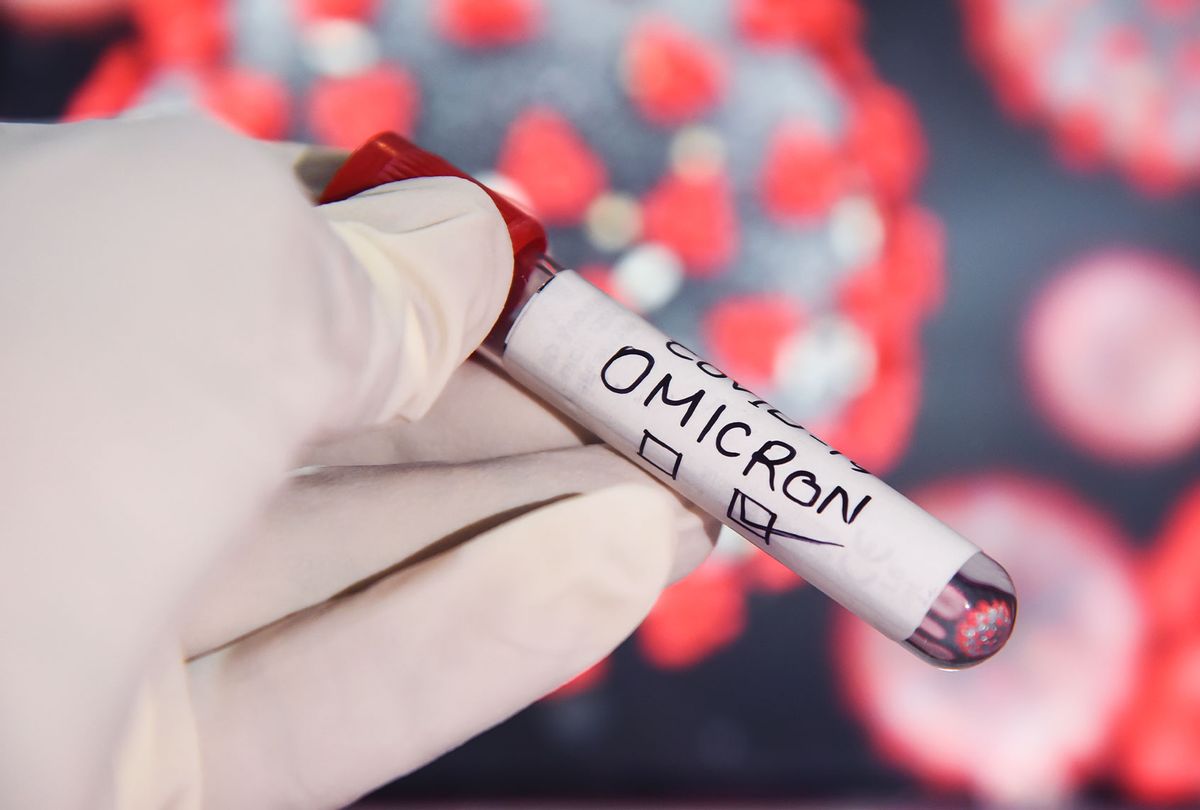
(0, 116, 716, 810)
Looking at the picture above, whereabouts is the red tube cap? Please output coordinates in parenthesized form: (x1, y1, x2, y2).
(319, 131, 547, 266)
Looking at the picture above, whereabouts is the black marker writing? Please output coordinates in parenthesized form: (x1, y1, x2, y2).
(598, 340, 872, 526)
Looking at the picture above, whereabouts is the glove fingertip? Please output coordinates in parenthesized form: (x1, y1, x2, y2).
(498, 482, 681, 653)
(319, 176, 514, 424)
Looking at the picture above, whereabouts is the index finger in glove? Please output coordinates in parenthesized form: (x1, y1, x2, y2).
(304, 357, 593, 467)
(188, 483, 680, 809)
(182, 444, 718, 656)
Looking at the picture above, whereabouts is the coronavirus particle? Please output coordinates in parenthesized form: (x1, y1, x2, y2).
(1024, 248, 1200, 464)
(963, 0, 1200, 194)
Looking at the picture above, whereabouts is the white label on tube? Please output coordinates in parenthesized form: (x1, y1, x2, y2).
(502, 270, 977, 641)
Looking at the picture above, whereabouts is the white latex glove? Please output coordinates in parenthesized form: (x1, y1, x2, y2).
(0, 117, 716, 810)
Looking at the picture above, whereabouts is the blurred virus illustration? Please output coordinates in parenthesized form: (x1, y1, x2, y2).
(963, 0, 1200, 194)
(17, 2, 1200, 805)
(62, 0, 942, 679)
(1024, 249, 1200, 464)
(835, 474, 1145, 806)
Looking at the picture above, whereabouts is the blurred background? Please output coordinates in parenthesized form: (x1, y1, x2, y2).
(3, 0, 1200, 806)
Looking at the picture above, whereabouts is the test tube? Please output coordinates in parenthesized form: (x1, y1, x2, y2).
(319, 133, 1017, 668)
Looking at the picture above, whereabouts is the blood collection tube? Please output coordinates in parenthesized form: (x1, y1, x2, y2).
(319, 132, 1017, 668)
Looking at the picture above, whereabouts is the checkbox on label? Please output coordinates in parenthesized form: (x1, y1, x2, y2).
(637, 430, 682, 479)
(728, 488, 777, 542)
